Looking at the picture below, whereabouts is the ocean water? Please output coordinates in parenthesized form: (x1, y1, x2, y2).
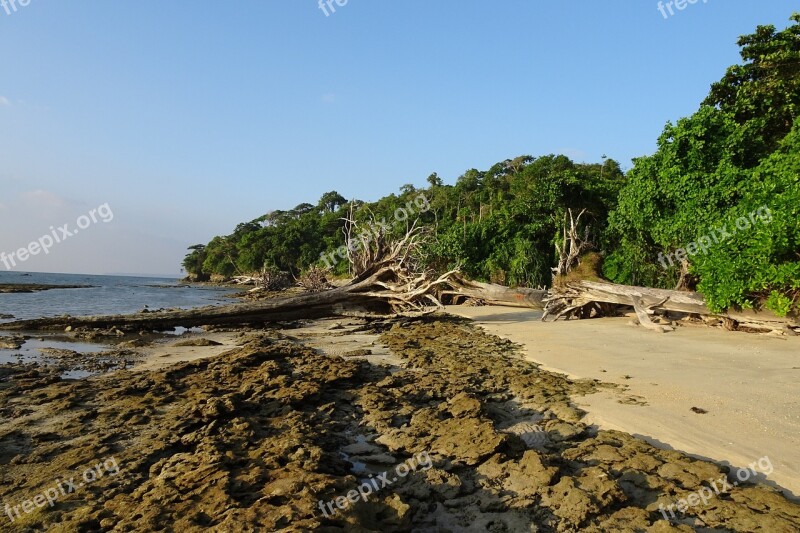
(0, 271, 236, 322)
(0, 272, 238, 373)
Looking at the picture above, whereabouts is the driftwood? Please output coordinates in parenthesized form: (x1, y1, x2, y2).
(544, 280, 799, 334)
(442, 275, 547, 309)
(630, 295, 674, 333)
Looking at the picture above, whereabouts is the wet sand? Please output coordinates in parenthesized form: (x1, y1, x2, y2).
(447, 305, 800, 499)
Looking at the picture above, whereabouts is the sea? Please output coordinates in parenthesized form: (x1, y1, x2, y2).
(0, 271, 235, 322)
(0, 271, 238, 372)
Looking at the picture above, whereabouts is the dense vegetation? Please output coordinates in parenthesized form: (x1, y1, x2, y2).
(183, 158, 625, 288)
(184, 14, 800, 317)
(605, 13, 800, 314)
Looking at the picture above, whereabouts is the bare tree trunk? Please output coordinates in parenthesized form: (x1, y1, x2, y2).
(552, 208, 592, 278)
(442, 275, 546, 309)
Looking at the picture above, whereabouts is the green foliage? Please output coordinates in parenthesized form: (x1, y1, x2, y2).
(606, 14, 800, 316)
(604, 107, 743, 288)
(416, 155, 624, 287)
(766, 292, 793, 317)
(704, 13, 800, 167)
(691, 120, 800, 314)
(182, 244, 208, 280)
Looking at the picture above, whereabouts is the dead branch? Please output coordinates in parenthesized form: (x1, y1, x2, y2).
(296, 266, 333, 292)
(552, 208, 593, 278)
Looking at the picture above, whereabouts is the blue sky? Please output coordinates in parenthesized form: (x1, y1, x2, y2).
(0, 1, 797, 275)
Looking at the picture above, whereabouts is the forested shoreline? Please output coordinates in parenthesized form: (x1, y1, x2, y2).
(184, 14, 800, 318)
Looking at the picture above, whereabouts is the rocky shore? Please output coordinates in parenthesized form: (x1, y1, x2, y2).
(0, 284, 94, 294)
(1, 317, 799, 531)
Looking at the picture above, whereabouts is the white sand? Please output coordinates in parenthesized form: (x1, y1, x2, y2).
(447, 305, 800, 499)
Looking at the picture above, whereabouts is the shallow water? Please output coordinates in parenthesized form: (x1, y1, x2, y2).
(0, 333, 112, 367)
(0, 335, 109, 360)
(0, 272, 237, 377)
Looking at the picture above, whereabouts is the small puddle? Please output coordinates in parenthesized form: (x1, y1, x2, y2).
(338, 434, 398, 481)
(60, 369, 94, 380)
(0, 336, 108, 364)
(162, 327, 205, 336)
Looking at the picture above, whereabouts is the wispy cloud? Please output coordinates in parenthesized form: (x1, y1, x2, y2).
(0, 96, 10, 106)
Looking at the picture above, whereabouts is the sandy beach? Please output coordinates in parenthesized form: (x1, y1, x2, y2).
(448, 305, 800, 499)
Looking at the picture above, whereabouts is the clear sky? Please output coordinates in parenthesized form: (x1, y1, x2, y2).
(0, 1, 797, 276)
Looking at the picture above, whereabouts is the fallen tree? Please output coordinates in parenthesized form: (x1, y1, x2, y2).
(1, 270, 455, 332)
(441, 274, 547, 309)
(543, 280, 800, 335)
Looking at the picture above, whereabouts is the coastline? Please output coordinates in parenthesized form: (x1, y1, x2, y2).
(1, 312, 799, 529)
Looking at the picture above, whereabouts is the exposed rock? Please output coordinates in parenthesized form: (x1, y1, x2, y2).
(0, 319, 797, 531)
(0, 335, 24, 350)
(172, 338, 223, 347)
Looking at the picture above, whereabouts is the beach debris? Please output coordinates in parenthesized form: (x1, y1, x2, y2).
(441, 273, 546, 308)
(296, 266, 333, 292)
(691, 407, 709, 414)
(551, 208, 593, 278)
